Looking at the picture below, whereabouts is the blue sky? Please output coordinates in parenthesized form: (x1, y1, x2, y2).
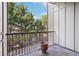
(15, 2, 47, 19)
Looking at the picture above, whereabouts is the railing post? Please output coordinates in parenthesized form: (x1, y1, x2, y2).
(3, 2, 7, 56)
(0, 2, 2, 56)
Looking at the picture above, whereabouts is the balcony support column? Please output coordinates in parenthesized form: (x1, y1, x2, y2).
(3, 2, 7, 56)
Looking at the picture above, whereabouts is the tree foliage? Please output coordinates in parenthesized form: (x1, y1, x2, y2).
(35, 15, 47, 32)
(8, 2, 47, 33)
(8, 2, 35, 33)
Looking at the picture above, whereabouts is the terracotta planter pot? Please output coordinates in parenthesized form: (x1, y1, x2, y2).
(40, 41, 48, 53)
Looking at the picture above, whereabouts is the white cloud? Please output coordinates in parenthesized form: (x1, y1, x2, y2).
(41, 12, 47, 15)
(33, 2, 41, 5)
(43, 3, 47, 7)
(33, 2, 47, 7)
(34, 16, 40, 19)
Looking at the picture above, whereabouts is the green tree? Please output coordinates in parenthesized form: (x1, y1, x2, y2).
(8, 4, 34, 31)
(8, 2, 17, 33)
(35, 15, 47, 32)
(15, 3, 35, 32)
(40, 15, 47, 32)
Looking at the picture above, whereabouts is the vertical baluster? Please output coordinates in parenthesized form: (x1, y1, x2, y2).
(23, 34, 24, 54)
(17, 34, 19, 55)
(20, 34, 22, 54)
(24, 34, 26, 53)
(7, 35, 9, 56)
(10, 35, 12, 56)
(39, 32, 40, 42)
(38, 33, 39, 43)
(7, 35, 8, 56)
(27, 34, 28, 54)
(30, 33, 32, 56)
(24, 34, 25, 54)
(21, 34, 23, 54)
(16, 35, 18, 55)
(42, 33, 43, 41)
(36, 32, 37, 43)
(31, 33, 33, 54)
(13, 35, 14, 56)
(47, 32, 49, 42)
(19, 34, 21, 55)
(20, 34, 21, 55)
(16, 34, 18, 55)
(9, 35, 11, 56)
(15, 34, 17, 55)
(16, 34, 19, 55)
(25, 34, 27, 54)
(28, 34, 30, 53)
(37, 33, 40, 48)
(18, 34, 20, 55)
(41, 33, 42, 41)
(30, 33, 32, 53)
(9, 36, 11, 56)
(22, 34, 24, 54)
(12, 35, 14, 56)
(29, 33, 31, 56)
(42, 33, 45, 41)
(38, 32, 40, 50)
(46, 32, 47, 42)
(30, 33, 32, 52)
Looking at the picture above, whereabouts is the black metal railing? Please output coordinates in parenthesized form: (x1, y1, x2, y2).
(6, 31, 49, 56)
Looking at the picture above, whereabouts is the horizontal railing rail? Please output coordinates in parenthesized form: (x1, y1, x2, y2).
(6, 31, 55, 35)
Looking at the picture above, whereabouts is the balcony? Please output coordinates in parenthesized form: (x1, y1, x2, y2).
(1, 2, 79, 56)
(6, 31, 79, 56)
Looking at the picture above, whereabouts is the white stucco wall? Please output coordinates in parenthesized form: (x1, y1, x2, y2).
(48, 3, 54, 45)
(54, 4, 59, 44)
(0, 2, 2, 56)
(65, 3, 74, 50)
(48, 2, 78, 51)
(75, 3, 79, 52)
(59, 3, 65, 47)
